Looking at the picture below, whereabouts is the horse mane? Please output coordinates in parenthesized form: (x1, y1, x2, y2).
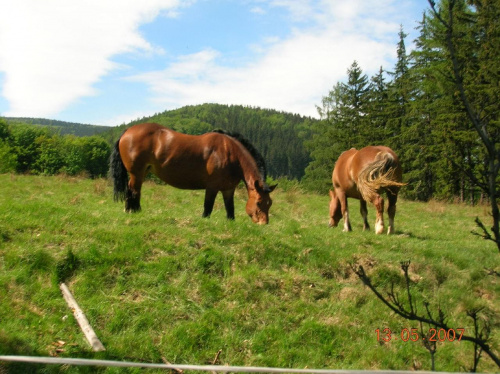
(357, 152, 405, 202)
(211, 129, 268, 182)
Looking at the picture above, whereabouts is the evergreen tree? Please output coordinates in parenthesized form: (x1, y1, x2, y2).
(427, 0, 500, 249)
(341, 61, 371, 147)
(386, 26, 438, 200)
(365, 66, 390, 145)
(304, 61, 370, 191)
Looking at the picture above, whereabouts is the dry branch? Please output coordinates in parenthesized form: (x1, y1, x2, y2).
(60, 283, 105, 352)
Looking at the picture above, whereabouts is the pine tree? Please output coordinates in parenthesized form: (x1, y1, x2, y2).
(386, 26, 437, 200)
(427, 0, 500, 249)
(365, 67, 390, 145)
(304, 61, 371, 191)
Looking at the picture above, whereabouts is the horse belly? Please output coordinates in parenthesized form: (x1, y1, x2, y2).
(154, 161, 208, 190)
(150, 131, 241, 191)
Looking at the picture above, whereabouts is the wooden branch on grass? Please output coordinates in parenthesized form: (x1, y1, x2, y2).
(60, 283, 106, 352)
(211, 349, 222, 374)
(161, 357, 183, 374)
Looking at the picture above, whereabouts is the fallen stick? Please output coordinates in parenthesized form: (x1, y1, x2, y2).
(212, 350, 222, 365)
(161, 356, 183, 373)
(60, 283, 106, 352)
(211, 349, 222, 374)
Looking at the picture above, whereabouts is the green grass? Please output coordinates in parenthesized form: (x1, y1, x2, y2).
(0, 174, 499, 373)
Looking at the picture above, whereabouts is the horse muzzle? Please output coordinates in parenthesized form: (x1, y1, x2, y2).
(250, 213, 269, 225)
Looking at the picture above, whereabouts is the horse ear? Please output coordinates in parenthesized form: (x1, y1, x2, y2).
(254, 180, 261, 192)
(254, 181, 277, 193)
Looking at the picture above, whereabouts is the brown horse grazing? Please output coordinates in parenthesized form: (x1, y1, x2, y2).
(110, 123, 277, 224)
(329, 146, 404, 234)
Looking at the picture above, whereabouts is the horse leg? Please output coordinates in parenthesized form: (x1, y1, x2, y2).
(387, 190, 398, 235)
(337, 191, 351, 232)
(328, 190, 342, 227)
(222, 189, 235, 220)
(360, 200, 370, 231)
(372, 194, 385, 234)
(203, 189, 218, 218)
(125, 173, 143, 212)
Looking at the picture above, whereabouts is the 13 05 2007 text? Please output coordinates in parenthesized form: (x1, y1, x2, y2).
(375, 328, 464, 342)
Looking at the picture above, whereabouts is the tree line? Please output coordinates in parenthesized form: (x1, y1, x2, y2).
(0, 120, 110, 177)
(1, 104, 314, 181)
(4, 117, 110, 136)
(304, 0, 499, 208)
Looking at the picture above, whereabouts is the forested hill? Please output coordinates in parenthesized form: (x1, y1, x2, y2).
(2, 117, 110, 136)
(104, 104, 316, 180)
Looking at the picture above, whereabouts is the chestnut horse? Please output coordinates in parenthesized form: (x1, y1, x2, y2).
(110, 123, 276, 224)
(329, 146, 404, 234)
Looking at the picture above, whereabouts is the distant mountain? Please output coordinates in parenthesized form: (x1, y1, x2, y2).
(2, 117, 110, 137)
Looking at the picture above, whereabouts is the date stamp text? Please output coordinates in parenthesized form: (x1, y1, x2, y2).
(376, 328, 464, 342)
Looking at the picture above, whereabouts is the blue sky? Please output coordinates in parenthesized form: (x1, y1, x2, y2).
(0, 0, 428, 126)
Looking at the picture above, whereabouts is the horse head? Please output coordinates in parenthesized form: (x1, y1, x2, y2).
(328, 190, 342, 227)
(246, 180, 277, 224)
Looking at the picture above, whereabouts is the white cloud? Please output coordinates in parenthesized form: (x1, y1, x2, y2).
(250, 6, 266, 15)
(0, 0, 421, 122)
(0, 0, 181, 117)
(129, 0, 403, 117)
(101, 110, 155, 127)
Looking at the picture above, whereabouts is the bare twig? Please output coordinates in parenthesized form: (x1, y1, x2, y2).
(209, 349, 223, 374)
(472, 217, 495, 243)
(419, 320, 437, 371)
(161, 357, 183, 374)
(212, 349, 222, 365)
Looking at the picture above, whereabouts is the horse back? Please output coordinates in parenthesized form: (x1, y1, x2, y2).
(352, 146, 403, 201)
(118, 123, 168, 174)
(351, 146, 399, 171)
(118, 123, 243, 190)
(332, 146, 402, 200)
(352, 146, 402, 182)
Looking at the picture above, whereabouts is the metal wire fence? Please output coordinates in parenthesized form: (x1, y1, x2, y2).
(0, 355, 459, 373)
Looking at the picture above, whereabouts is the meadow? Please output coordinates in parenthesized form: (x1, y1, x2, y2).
(0, 174, 499, 373)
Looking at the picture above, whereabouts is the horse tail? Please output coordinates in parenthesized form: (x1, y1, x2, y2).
(109, 137, 128, 202)
(357, 152, 405, 202)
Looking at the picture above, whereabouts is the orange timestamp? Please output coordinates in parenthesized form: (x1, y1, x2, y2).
(376, 328, 465, 342)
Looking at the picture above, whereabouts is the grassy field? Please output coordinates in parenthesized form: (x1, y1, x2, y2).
(0, 174, 499, 373)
